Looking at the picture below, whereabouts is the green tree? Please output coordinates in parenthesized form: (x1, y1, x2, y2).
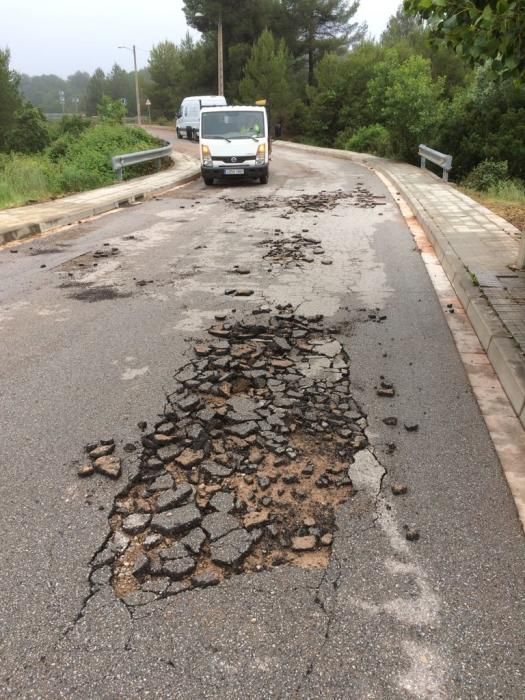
(282, 0, 366, 84)
(404, 0, 525, 80)
(7, 104, 50, 153)
(381, 6, 469, 98)
(183, 1, 282, 94)
(97, 95, 127, 123)
(239, 30, 293, 124)
(148, 36, 215, 117)
(437, 72, 525, 180)
(0, 48, 22, 151)
(85, 69, 107, 116)
(305, 42, 384, 145)
(368, 50, 445, 161)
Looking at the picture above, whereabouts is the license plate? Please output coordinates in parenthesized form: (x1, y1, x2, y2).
(225, 168, 244, 175)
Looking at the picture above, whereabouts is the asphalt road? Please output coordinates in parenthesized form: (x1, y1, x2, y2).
(0, 141, 523, 699)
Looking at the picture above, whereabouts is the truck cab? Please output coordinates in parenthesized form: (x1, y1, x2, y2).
(199, 105, 269, 186)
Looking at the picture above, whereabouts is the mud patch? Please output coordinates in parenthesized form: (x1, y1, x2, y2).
(87, 306, 368, 603)
(69, 286, 132, 302)
(29, 247, 64, 255)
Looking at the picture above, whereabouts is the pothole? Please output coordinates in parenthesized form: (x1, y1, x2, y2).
(87, 305, 368, 604)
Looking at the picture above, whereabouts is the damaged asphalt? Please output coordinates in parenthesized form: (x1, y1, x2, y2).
(0, 144, 524, 698)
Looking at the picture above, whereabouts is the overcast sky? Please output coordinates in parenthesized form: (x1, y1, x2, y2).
(3, 0, 402, 78)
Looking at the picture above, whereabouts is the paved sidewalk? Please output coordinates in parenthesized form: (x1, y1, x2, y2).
(0, 152, 200, 245)
(278, 141, 525, 428)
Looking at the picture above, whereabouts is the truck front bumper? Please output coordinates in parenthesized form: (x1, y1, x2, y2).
(201, 164, 268, 180)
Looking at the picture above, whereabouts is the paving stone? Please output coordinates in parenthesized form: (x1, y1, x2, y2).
(159, 543, 188, 560)
(162, 557, 196, 580)
(175, 448, 204, 468)
(177, 395, 202, 412)
(209, 491, 235, 513)
(94, 455, 121, 479)
(292, 535, 317, 551)
(181, 527, 207, 555)
(192, 571, 221, 588)
(226, 421, 259, 438)
(155, 483, 193, 513)
(89, 444, 115, 459)
(201, 512, 240, 541)
(313, 340, 342, 357)
(78, 463, 94, 477)
(122, 513, 151, 535)
(147, 473, 173, 493)
(210, 529, 253, 567)
(110, 531, 130, 554)
(151, 504, 202, 535)
(132, 554, 150, 577)
(157, 445, 183, 464)
(143, 533, 163, 550)
(201, 461, 233, 479)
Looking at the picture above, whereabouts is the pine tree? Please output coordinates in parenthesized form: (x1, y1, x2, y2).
(239, 29, 293, 123)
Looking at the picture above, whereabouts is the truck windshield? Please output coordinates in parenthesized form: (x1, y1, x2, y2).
(202, 111, 265, 139)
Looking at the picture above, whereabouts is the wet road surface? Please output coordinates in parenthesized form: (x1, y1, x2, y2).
(0, 143, 524, 698)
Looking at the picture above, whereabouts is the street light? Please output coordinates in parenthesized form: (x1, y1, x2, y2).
(118, 44, 142, 125)
(195, 11, 224, 96)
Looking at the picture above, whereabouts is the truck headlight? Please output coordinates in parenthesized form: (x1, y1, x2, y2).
(255, 143, 265, 165)
(201, 144, 212, 166)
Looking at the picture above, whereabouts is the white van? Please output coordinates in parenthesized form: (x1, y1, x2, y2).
(199, 105, 269, 185)
(176, 95, 227, 141)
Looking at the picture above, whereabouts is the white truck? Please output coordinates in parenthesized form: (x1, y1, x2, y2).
(175, 95, 227, 141)
(199, 105, 269, 186)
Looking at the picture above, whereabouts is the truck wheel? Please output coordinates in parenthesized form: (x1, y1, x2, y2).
(203, 177, 214, 186)
(193, 130, 200, 142)
(259, 174, 269, 185)
(186, 127, 192, 139)
(176, 128, 183, 139)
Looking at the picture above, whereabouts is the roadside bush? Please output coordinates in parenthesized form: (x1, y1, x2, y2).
(56, 123, 161, 191)
(1, 122, 162, 208)
(97, 95, 127, 124)
(46, 134, 75, 162)
(344, 124, 392, 157)
(462, 159, 509, 191)
(0, 154, 58, 208)
(58, 114, 91, 136)
(7, 104, 50, 154)
(486, 178, 525, 204)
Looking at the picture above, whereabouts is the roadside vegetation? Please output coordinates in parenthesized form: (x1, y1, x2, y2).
(1, 1, 524, 227)
(0, 54, 162, 209)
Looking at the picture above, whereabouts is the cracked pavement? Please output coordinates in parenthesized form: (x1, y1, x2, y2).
(0, 142, 524, 698)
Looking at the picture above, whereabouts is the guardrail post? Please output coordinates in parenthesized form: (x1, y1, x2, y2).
(420, 156, 426, 171)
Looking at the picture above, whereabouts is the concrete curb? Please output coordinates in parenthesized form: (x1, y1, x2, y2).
(0, 154, 200, 247)
(276, 141, 525, 429)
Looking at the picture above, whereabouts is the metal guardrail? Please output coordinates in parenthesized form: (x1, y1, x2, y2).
(111, 140, 172, 181)
(418, 144, 452, 182)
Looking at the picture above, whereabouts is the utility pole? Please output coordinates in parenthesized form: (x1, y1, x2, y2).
(118, 44, 142, 125)
(217, 12, 224, 96)
(132, 45, 142, 126)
